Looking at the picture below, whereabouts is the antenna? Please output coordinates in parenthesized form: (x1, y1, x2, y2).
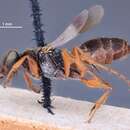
(29, 0, 45, 47)
(29, 0, 53, 114)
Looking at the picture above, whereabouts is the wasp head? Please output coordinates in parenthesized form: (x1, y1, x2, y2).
(0, 50, 20, 79)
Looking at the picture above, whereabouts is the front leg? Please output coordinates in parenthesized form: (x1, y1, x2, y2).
(3, 55, 27, 87)
(3, 50, 41, 87)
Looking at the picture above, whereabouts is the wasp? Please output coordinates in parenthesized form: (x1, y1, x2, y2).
(0, 5, 130, 123)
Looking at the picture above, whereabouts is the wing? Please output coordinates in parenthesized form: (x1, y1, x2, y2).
(50, 5, 104, 48)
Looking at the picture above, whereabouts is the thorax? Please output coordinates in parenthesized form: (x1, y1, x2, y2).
(38, 48, 65, 79)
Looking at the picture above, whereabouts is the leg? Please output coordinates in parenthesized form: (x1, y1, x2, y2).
(61, 48, 87, 78)
(61, 48, 74, 77)
(77, 47, 130, 86)
(80, 74, 112, 123)
(3, 55, 27, 87)
(71, 47, 87, 77)
(23, 71, 41, 93)
(3, 54, 40, 87)
(88, 89, 110, 123)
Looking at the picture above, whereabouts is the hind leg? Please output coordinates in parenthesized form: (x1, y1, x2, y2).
(80, 74, 112, 123)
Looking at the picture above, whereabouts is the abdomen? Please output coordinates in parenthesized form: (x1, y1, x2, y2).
(80, 37, 130, 64)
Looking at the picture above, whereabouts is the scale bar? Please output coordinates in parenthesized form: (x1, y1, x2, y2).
(0, 26, 23, 29)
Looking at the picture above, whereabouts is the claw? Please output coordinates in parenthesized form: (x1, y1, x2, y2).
(37, 99, 43, 104)
(89, 105, 96, 116)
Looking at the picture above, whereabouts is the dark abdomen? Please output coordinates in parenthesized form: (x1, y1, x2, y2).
(80, 37, 130, 64)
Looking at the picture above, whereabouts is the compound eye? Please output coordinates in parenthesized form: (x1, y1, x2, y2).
(3, 50, 19, 69)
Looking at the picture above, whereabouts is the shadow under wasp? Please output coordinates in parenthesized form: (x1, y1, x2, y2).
(0, 5, 130, 123)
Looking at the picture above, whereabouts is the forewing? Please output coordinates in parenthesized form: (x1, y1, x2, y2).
(80, 5, 104, 33)
(50, 5, 104, 48)
(51, 9, 88, 48)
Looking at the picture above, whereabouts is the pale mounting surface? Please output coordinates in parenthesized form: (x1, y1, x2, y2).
(0, 85, 130, 130)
